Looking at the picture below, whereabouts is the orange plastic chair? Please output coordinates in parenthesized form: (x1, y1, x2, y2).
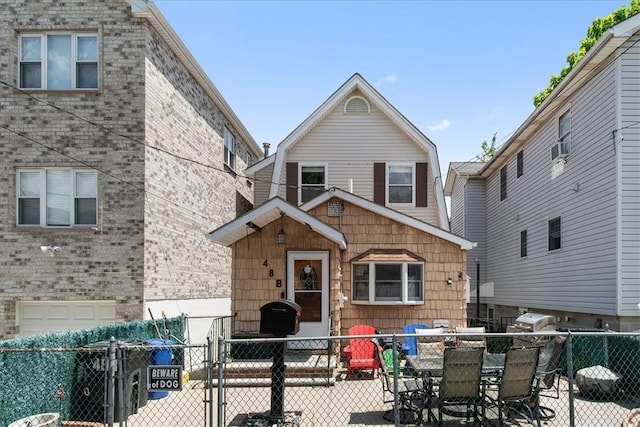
(343, 324, 380, 378)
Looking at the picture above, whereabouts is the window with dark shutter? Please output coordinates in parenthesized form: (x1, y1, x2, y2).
(416, 162, 428, 207)
(373, 163, 385, 205)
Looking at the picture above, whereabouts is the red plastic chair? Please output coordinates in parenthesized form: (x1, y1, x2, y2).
(343, 324, 380, 378)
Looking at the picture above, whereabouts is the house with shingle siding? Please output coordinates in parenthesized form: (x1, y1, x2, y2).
(210, 74, 474, 346)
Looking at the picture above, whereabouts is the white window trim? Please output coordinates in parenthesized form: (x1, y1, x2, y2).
(16, 168, 98, 228)
(343, 95, 371, 114)
(500, 166, 508, 202)
(547, 216, 562, 252)
(18, 32, 99, 90)
(552, 109, 572, 161)
(223, 127, 236, 169)
(516, 150, 524, 179)
(386, 163, 415, 206)
(298, 162, 328, 205)
(351, 261, 424, 305)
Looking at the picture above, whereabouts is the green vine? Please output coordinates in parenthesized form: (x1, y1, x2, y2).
(533, 0, 640, 107)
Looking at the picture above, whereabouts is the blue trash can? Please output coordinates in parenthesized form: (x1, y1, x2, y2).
(147, 339, 174, 400)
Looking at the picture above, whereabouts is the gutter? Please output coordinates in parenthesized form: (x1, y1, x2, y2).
(480, 27, 620, 177)
(129, 0, 263, 157)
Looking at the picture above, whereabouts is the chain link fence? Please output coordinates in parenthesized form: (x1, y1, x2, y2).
(0, 340, 212, 427)
(1, 331, 638, 426)
(219, 331, 640, 427)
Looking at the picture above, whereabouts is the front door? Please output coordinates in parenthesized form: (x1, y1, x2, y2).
(287, 251, 329, 349)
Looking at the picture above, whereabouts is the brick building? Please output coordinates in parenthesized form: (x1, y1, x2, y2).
(0, 0, 262, 338)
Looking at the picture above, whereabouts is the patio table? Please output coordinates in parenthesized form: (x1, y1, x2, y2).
(405, 352, 506, 376)
(404, 353, 506, 424)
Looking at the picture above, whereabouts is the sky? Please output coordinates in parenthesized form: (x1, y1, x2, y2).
(154, 0, 626, 177)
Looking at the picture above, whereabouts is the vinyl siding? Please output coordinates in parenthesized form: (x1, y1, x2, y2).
(465, 179, 486, 298)
(449, 176, 466, 236)
(485, 61, 619, 315)
(254, 163, 274, 206)
(279, 91, 441, 225)
(619, 35, 640, 316)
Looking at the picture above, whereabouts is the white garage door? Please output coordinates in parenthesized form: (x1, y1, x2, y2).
(17, 300, 117, 337)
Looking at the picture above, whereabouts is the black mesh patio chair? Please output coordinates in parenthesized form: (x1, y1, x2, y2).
(536, 335, 566, 399)
(376, 344, 425, 424)
(433, 346, 486, 426)
(486, 346, 542, 427)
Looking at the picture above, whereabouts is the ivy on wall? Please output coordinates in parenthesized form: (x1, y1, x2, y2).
(533, 0, 640, 107)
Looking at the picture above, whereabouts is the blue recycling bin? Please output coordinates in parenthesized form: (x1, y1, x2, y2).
(147, 339, 174, 400)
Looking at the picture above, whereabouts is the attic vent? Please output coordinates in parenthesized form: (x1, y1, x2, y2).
(344, 96, 370, 114)
(327, 200, 344, 216)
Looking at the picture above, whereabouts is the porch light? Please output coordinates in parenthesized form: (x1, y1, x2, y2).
(277, 228, 286, 245)
(277, 211, 286, 245)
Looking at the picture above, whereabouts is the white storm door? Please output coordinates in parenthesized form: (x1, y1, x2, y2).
(287, 251, 329, 349)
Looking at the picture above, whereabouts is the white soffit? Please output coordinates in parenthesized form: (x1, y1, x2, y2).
(208, 197, 347, 249)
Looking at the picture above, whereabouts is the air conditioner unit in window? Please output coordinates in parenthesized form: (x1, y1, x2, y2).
(551, 141, 570, 160)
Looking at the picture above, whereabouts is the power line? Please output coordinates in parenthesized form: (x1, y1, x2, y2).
(2, 33, 638, 196)
(0, 124, 214, 222)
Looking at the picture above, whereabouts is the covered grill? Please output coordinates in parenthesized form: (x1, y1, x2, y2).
(507, 313, 556, 346)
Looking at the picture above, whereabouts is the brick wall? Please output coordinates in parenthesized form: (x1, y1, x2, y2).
(142, 18, 255, 302)
(0, 0, 256, 338)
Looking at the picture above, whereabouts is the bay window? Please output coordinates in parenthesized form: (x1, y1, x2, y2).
(352, 261, 424, 304)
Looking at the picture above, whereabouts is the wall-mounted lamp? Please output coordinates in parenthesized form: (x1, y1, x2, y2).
(446, 277, 453, 286)
(571, 183, 580, 193)
(277, 228, 286, 245)
(276, 212, 286, 245)
(40, 245, 61, 257)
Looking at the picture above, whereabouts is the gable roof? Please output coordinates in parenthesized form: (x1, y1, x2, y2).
(209, 187, 475, 250)
(479, 13, 640, 178)
(267, 73, 450, 230)
(208, 197, 347, 249)
(245, 153, 275, 176)
(303, 188, 475, 250)
(444, 162, 485, 195)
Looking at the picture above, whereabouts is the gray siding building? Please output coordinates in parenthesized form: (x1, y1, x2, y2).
(445, 14, 640, 331)
(0, 0, 263, 338)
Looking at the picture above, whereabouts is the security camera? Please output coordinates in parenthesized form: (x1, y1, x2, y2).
(40, 246, 49, 252)
(52, 246, 61, 252)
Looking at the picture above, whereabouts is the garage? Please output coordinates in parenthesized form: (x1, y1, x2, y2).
(17, 300, 117, 337)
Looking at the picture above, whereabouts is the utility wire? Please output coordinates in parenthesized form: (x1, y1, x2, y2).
(2, 35, 638, 193)
(0, 124, 214, 222)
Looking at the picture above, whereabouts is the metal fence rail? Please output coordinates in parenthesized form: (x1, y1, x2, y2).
(1, 331, 638, 427)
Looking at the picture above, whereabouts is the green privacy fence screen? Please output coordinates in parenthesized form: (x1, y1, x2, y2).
(0, 316, 184, 426)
